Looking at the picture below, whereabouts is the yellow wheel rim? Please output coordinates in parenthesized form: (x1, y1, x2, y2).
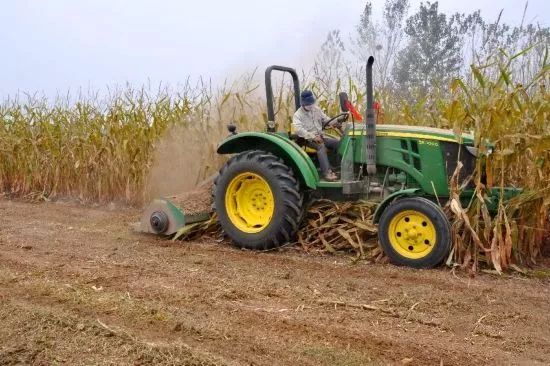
(225, 172, 275, 233)
(388, 210, 436, 259)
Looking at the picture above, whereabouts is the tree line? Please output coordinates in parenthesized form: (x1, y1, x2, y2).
(310, 1, 549, 99)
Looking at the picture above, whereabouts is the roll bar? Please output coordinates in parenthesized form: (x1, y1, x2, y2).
(265, 65, 301, 132)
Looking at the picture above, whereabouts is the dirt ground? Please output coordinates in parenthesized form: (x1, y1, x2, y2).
(1, 199, 549, 366)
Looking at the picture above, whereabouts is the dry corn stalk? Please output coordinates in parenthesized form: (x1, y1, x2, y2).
(174, 199, 382, 259)
(295, 200, 380, 259)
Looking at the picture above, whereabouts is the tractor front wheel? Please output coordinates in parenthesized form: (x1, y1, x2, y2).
(214, 150, 304, 250)
(378, 197, 451, 268)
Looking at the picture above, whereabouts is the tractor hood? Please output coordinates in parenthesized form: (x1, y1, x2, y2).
(349, 124, 475, 145)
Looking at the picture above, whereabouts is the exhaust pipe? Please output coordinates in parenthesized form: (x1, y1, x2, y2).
(365, 56, 377, 176)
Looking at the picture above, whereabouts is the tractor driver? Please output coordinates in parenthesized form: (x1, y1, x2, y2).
(292, 90, 345, 181)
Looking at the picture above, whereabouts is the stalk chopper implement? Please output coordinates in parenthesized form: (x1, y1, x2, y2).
(141, 56, 520, 268)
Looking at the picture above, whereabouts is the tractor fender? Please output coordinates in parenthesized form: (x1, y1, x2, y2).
(217, 132, 319, 189)
(373, 188, 422, 224)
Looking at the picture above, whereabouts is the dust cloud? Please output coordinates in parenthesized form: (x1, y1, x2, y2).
(145, 123, 223, 202)
(144, 76, 267, 204)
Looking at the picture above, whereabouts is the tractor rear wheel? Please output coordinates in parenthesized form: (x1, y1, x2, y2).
(214, 150, 304, 250)
(378, 197, 451, 268)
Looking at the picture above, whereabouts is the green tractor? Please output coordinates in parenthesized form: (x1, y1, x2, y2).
(141, 56, 520, 268)
(212, 56, 514, 268)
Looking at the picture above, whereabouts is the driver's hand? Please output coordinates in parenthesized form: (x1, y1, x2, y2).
(313, 135, 324, 144)
(337, 113, 349, 122)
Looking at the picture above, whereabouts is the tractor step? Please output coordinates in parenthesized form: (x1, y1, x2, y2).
(317, 180, 343, 188)
(343, 181, 365, 195)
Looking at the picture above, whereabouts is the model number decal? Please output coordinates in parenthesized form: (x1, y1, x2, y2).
(418, 140, 439, 147)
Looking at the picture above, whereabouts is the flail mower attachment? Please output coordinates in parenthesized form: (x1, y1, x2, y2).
(140, 197, 211, 236)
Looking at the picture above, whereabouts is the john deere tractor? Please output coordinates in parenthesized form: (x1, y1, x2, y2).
(141, 57, 518, 268)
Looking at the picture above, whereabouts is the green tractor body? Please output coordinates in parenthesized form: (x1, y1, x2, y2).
(211, 57, 521, 268)
(217, 117, 519, 216)
(219, 123, 475, 204)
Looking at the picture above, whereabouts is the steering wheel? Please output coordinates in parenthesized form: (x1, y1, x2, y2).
(322, 112, 348, 130)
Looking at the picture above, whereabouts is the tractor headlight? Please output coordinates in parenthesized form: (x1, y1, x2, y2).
(465, 145, 493, 157)
(465, 146, 478, 157)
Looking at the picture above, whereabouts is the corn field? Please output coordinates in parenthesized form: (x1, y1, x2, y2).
(0, 51, 548, 272)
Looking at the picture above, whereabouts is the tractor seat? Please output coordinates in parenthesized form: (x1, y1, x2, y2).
(289, 133, 317, 154)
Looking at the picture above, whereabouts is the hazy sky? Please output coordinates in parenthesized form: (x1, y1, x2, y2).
(1, 0, 548, 98)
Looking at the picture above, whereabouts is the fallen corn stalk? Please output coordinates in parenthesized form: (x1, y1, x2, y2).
(174, 199, 382, 258)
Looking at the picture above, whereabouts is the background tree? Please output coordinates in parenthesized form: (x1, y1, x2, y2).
(352, 0, 409, 90)
(465, 5, 549, 84)
(392, 2, 472, 94)
(312, 29, 347, 99)
(310, 0, 548, 100)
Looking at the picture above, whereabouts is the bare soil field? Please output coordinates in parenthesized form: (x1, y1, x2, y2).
(1, 199, 549, 365)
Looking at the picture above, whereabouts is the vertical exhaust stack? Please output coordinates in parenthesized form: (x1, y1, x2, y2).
(365, 56, 377, 176)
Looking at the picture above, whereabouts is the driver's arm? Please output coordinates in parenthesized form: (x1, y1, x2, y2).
(318, 108, 330, 126)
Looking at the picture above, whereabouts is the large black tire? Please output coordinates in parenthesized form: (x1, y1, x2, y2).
(214, 150, 304, 250)
(378, 197, 451, 268)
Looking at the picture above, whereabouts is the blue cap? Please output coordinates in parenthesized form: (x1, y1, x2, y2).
(300, 90, 316, 106)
